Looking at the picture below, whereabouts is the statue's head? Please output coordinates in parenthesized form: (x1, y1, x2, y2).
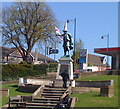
(63, 29, 67, 33)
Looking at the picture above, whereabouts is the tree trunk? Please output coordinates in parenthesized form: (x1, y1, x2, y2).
(22, 55, 29, 62)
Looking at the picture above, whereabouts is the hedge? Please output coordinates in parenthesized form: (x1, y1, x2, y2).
(2, 63, 58, 81)
(46, 63, 58, 72)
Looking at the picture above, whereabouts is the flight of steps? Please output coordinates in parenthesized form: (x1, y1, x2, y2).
(25, 85, 67, 109)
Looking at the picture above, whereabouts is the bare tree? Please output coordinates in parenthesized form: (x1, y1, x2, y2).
(72, 38, 84, 69)
(75, 38, 84, 59)
(2, 2, 58, 61)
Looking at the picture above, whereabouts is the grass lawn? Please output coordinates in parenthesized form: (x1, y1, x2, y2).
(1, 83, 32, 107)
(71, 75, 119, 108)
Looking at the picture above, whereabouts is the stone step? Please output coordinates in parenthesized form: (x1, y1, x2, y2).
(26, 102, 56, 106)
(41, 93, 62, 96)
(51, 86, 67, 88)
(45, 86, 67, 89)
(43, 87, 66, 91)
(45, 85, 66, 88)
(43, 91, 64, 93)
(42, 96, 61, 98)
(32, 100, 58, 104)
(44, 85, 53, 87)
(33, 98, 59, 101)
(9, 103, 56, 108)
(25, 105, 53, 109)
(9, 105, 53, 109)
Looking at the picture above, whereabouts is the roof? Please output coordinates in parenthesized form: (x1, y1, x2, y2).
(30, 52, 55, 62)
(1, 46, 56, 62)
(88, 54, 109, 67)
(94, 47, 120, 56)
(2, 46, 13, 56)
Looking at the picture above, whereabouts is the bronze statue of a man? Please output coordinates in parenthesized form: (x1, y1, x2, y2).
(55, 20, 73, 56)
(62, 30, 73, 56)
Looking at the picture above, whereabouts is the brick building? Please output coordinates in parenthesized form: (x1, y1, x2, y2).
(87, 54, 110, 71)
(1, 46, 55, 64)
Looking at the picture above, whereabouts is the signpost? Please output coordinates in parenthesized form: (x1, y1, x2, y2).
(79, 49, 88, 71)
(51, 49, 59, 54)
(49, 47, 59, 54)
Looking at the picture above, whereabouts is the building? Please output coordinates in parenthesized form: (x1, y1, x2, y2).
(87, 54, 110, 71)
(1, 46, 55, 64)
(79, 49, 110, 72)
(94, 47, 120, 70)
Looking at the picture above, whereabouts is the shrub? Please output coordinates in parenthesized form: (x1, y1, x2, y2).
(33, 64, 48, 75)
(47, 63, 58, 72)
(2, 63, 58, 81)
(2, 64, 31, 81)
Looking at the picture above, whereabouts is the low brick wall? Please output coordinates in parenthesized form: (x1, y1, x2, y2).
(107, 70, 120, 75)
(72, 87, 100, 93)
(2, 80, 19, 84)
(75, 80, 114, 88)
(74, 80, 114, 97)
(19, 78, 53, 85)
(27, 78, 52, 85)
(80, 70, 120, 78)
(80, 71, 108, 78)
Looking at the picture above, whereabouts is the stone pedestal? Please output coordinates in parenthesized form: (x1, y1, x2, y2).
(100, 86, 114, 97)
(56, 56, 75, 87)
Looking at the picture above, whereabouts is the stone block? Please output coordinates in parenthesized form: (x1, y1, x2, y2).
(0, 88, 9, 97)
(100, 86, 114, 97)
(56, 56, 73, 80)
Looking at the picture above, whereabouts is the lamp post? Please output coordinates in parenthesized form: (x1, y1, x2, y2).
(67, 18, 76, 71)
(44, 38, 47, 63)
(54, 41, 56, 63)
(101, 34, 109, 67)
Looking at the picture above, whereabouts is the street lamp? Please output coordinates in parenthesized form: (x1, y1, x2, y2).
(67, 18, 76, 71)
(54, 41, 56, 63)
(101, 34, 109, 67)
(44, 37, 47, 63)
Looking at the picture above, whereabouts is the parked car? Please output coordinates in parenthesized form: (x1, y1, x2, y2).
(0, 61, 8, 64)
(73, 73, 81, 79)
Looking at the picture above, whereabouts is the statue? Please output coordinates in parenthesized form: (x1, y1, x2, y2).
(62, 29, 73, 56)
(55, 21, 74, 82)
(55, 20, 73, 56)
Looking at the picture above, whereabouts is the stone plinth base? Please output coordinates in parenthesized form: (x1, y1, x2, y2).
(53, 79, 75, 87)
(56, 56, 73, 80)
(100, 86, 114, 97)
(56, 56, 75, 87)
(53, 79, 70, 87)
